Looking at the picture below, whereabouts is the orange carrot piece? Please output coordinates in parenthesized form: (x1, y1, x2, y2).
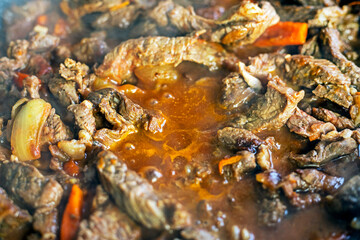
(60, 184, 83, 240)
(218, 155, 243, 174)
(254, 22, 308, 47)
(109, 1, 130, 11)
(37, 15, 48, 26)
(14, 72, 29, 88)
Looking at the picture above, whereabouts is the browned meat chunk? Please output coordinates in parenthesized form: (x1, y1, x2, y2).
(312, 107, 355, 130)
(92, 5, 141, 30)
(279, 169, 344, 208)
(21, 75, 41, 99)
(7, 39, 30, 68)
(319, 28, 360, 86)
(78, 186, 141, 240)
(68, 100, 96, 135)
(290, 137, 358, 167)
(149, 0, 279, 45)
(0, 187, 32, 239)
(233, 77, 304, 132)
(181, 227, 219, 240)
(281, 55, 350, 88)
(220, 72, 257, 111)
(326, 174, 360, 219)
(3, 0, 50, 42)
(222, 151, 257, 181)
(73, 38, 110, 66)
(287, 108, 336, 141)
(33, 208, 59, 240)
(48, 77, 79, 106)
(96, 151, 191, 230)
(95, 36, 239, 84)
(40, 109, 73, 147)
(218, 127, 263, 153)
(28, 26, 60, 53)
(312, 84, 353, 109)
(0, 161, 63, 210)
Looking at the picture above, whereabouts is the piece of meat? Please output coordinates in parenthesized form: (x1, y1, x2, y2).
(0, 161, 63, 210)
(0, 187, 32, 239)
(73, 38, 110, 66)
(48, 77, 79, 106)
(77, 186, 141, 240)
(33, 208, 59, 240)
(220, 72, 257, 111)
(40, 108, 73, 148)
(149, 0, 279, 45)
(273, 4, 348, 28)
(233, 77, 304, 132)
(279, 169, 344, 208)
(319, 28, 360, 86)
(95, 36, 239, 84)
(25, 54, 53, 79)
(92, 5, 141, 30)
(281, 55, 351, 88)
(287, 108, 336, 141)
(248, 53, 285, 78)
(312, 107, 355, 130)
(21, 75, 41, 99)
(180, 227, 219, 240)
(28, 26, 60, 53)
(93, 127, 136, 150)
(222, 151, 257, 181)
(68, 100, 96, 135)
(7, 39, 30, 69)
(258, 196, 287, 227)
(3, 0, 51, 42)
(293, 0, 336, 6)
(217, 127, 264, 153)
(300, 36, 322, 58)
(0, 57, 24, 97)
(312, 84, 353, 109)
(96, 151, 191, 230)
(290, 137, 358, 167)
(326, 174, 360, 219)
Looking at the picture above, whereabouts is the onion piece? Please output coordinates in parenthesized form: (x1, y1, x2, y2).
(11, 99, 51, 161)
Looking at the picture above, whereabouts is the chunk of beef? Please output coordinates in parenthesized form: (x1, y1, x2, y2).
(68, 100, 96, 135)
(221, 151, 257, 181)
(7, 39, 30, 68)
(273, 4, 348, 28)
(3, 0, 51, 42)
(0, 161, 63, 210)
(95, 36, 239, 84)
(25, 54, 53, 79)
(28, 26, 60, 53)
(48, 77, 79, 106)
(319, 28, 360, 86)
(312, 84, 353, 109)
(40, 109, 73, 148)
(92, 5, 141, 30)
(0, 187, 32, 239)
(73, 38, 110, 66)
(33, 208, 58, 240)
(290, 137, 357, 167)
(21, 75, 41, 99)
(326, 175, 360, 219)
(217, 127, 263, 153)
(281, 55, 350, 88)
(279, 169, 344, 208)
(78, 186, 141, 240)
(300, 36, 322, 58)
(149, 0, 279, 45)
(287, 108, 336, 141)
(233, 77, 304, 132)
(96, 151, 191, 230)
(93, 127, 136, 150)
(220, 72, 257, 111)
(0, 58, 24, 97)
(248, 53, 285, 78)
(312, 107, 355, 130)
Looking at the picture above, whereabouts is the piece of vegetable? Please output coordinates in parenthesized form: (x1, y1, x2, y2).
(218, 155, 243, 174)
(14, 72, 29, 88)
(11, 99, 51, 161)
(60, 184, 83, 240)
(58, 140, 86, 160)
(253, 22, 308, 47)
(109, 1, 130, 11)
(37, 15, 48, 26)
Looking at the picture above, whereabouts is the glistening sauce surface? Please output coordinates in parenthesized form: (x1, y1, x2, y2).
(113, 62, 347, 240)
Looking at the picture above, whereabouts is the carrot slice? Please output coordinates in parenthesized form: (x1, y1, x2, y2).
(37, 15, 48, 26)
(60, 184, 83, 240)
(109, 1, 130, 11)
(218, 155, 243, 174)
(253, 22, 308, 47)
(14, 72, 29, 88)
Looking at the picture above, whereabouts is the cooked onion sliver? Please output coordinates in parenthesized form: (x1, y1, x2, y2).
(11, 99, 51, 161)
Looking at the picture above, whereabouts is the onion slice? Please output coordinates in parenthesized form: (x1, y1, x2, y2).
(11, 99, 51, 161)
